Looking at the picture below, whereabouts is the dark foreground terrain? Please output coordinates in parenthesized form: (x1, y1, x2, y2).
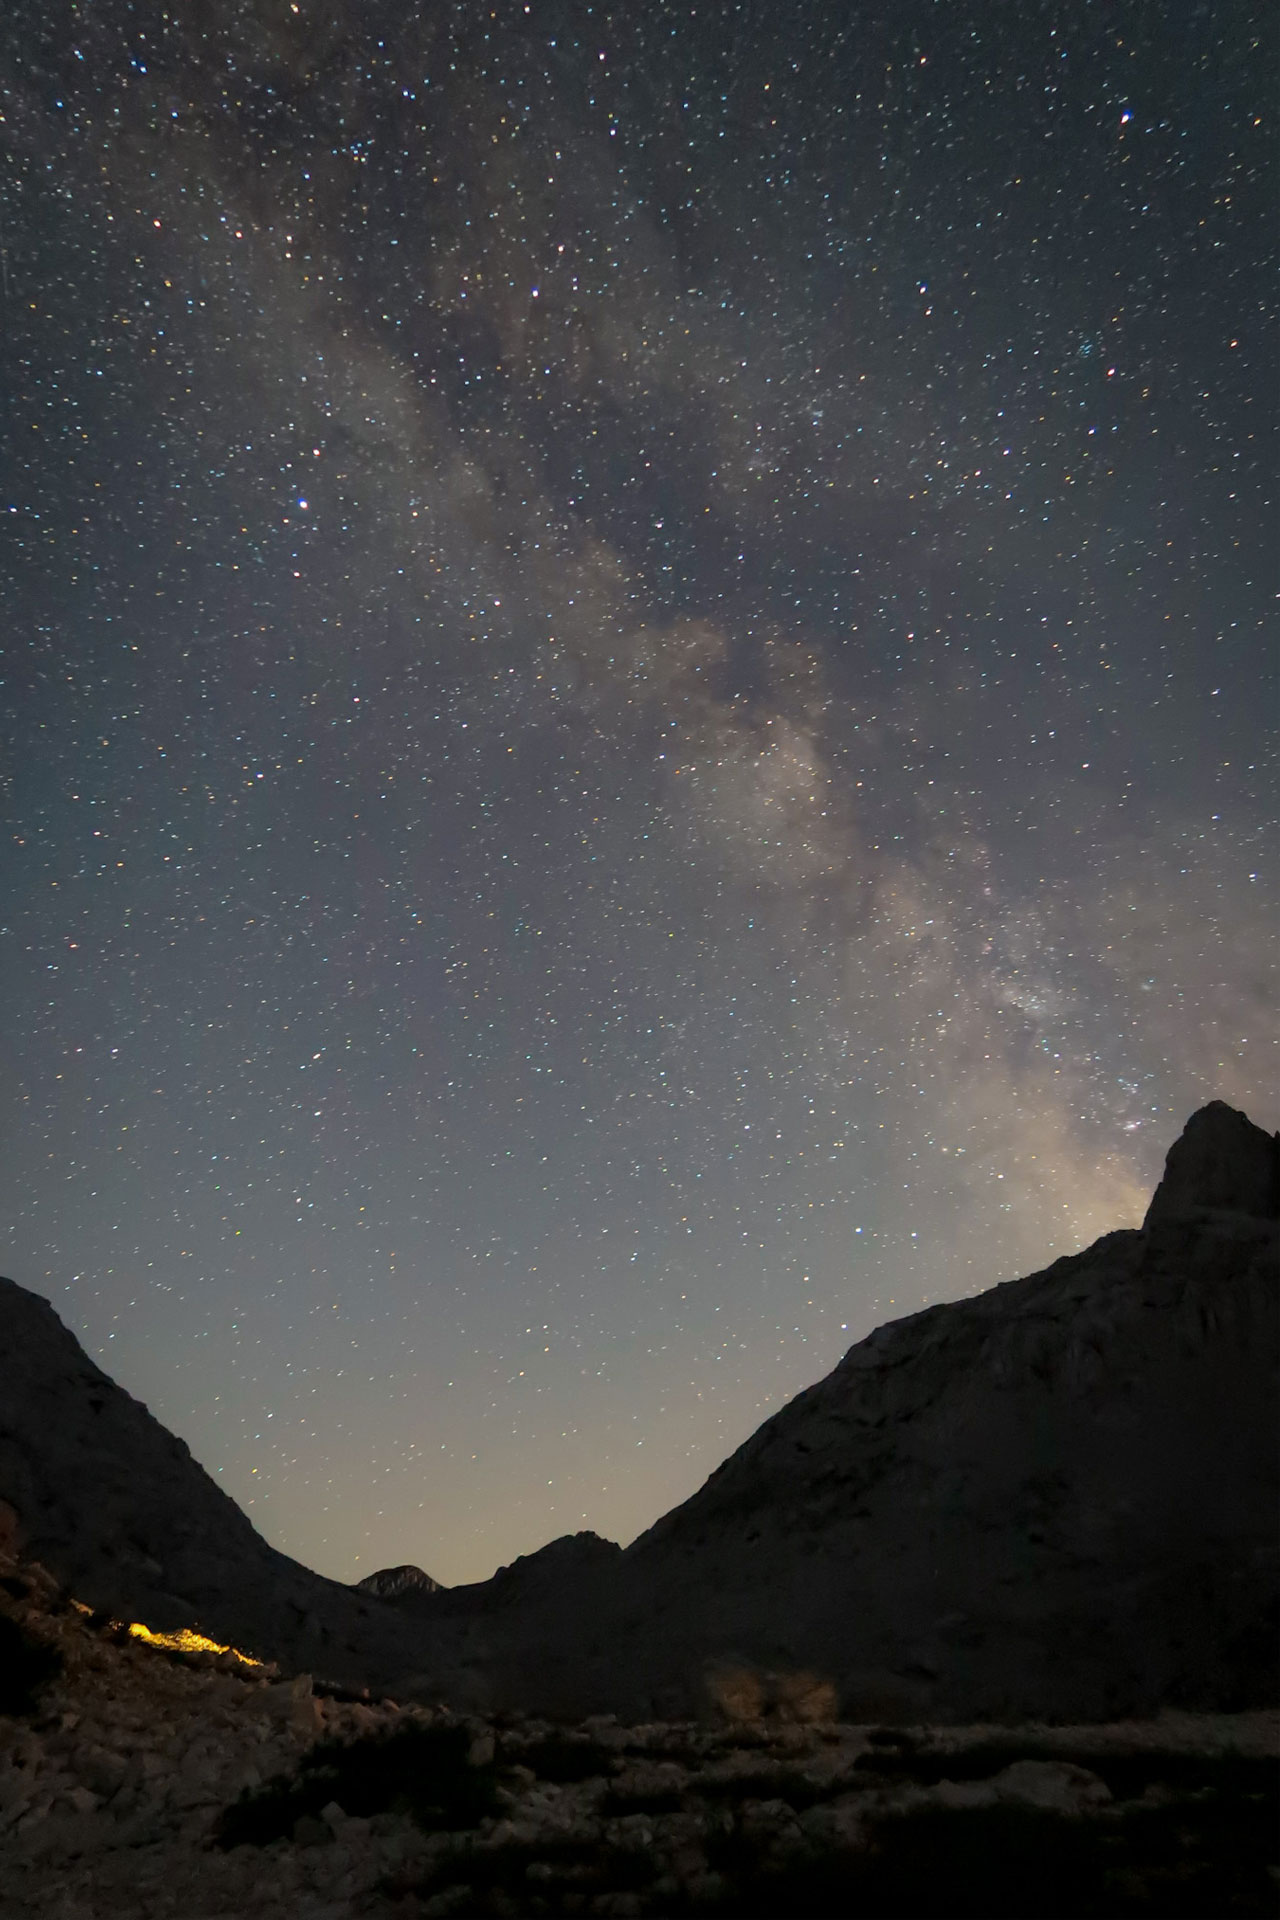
(1, 1549, 1276, 1919)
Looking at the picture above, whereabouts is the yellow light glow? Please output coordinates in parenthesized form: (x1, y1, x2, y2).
(126, 1621, 263, 1666)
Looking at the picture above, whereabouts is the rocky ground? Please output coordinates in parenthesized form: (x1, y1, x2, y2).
(1, 1552, 1276, 1918)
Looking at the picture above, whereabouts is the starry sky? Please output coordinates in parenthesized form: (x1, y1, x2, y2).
(1, 0, 1274, 1588)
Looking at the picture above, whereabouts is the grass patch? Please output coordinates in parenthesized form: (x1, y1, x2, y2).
(1072, 1750, 1277, 1805)
(854, 1736, 1045, 1782)
(600, 1781, 686, 1815)
(216, 1720, 501, 1848)
(853, 1739, 1278, 1801)
(380, 1747, 1277, 1917)
(698, 1772, 1280, 1919)
(704, 1801, 1106, 1918)
(0, 1614, 63, 1716)
(390, 1830, 658, 1913)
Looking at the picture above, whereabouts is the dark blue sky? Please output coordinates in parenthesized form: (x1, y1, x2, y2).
(1, 0, 1273, 1584)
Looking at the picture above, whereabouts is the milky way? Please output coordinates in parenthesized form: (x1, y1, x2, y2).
(1, 2, 1274, 1584)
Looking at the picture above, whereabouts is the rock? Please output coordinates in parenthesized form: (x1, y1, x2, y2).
(798, 1794, 868, 1848)
(991, 1758, 1113, 1812)
(421, 1886, 475, 1917)
(929, 1757, 1113, 1816)
(737, 1794, 803, 1860)
(930, 1776, 1004, 1810)
(291, 1812, 332, 1847)
(261, 1672, 321, 1736)
(1144, 1102, 1280, 1225)
(70, 1732, 112, 1783)
(18, 1806, 102, 1861)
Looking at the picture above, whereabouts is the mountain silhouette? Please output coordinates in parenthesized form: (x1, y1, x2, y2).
(1, 1102, 1275, 1721)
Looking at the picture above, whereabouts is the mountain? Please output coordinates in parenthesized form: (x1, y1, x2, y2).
(354, 1564, 444, 1600)
(1143, 1098, 1279, 1223)
(0, 1277, 423, 1689)
(1, 1102, 1276, 1725)
(396, 1102, 1280, 1723)
(584, 1100, 1279, 1722)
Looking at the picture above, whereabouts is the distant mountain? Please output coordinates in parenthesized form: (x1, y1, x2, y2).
(1, 1102, 1275, 1725)
(490, 1530, 622, 1595)
(355, 1563, 443, 1601)
(353, 1536, 621, 1613)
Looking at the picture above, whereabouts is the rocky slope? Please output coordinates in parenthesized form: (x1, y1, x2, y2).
(1, 1548, 1275, 1919)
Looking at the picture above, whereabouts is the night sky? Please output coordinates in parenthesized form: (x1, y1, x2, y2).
(1, 1, 1274, 1588)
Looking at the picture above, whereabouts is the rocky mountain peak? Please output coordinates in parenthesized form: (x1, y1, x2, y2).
(353, 1564, 442, 1601)
(1143, 1101, 1280, 1227)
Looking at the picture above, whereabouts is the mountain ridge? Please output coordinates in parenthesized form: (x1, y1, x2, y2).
(1, 1101, 1276, 1722)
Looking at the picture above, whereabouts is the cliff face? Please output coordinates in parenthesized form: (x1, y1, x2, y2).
(1, 1104, 1276, 1725)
